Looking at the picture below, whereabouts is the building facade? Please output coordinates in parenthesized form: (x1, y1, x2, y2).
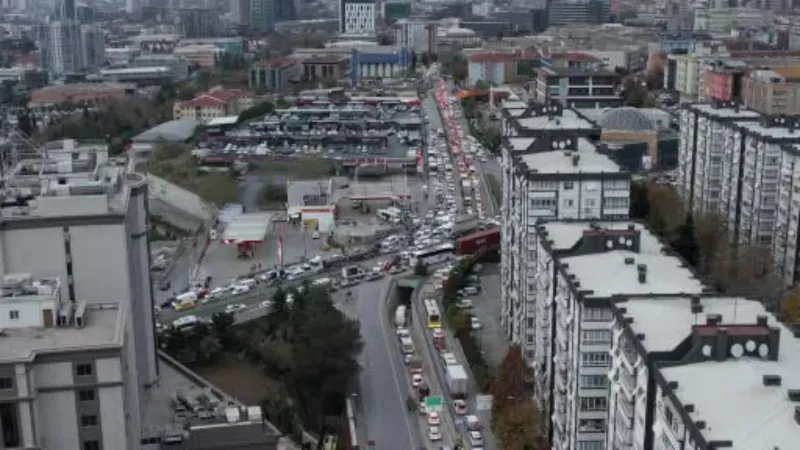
(535, 66, 622, 109)
(249, 57, 300, 92)
(0, 139, 159, 449)
(742, 68, 800, 117)
(173, 88, 254, 122)
(339, 0, 376, 36)
(37, 20, 81, 77)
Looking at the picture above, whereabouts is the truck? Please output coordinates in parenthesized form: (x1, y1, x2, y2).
(455, 227, 501, 255)
(446, 364, 469, 398)
(452, 214, 480, 237)
(395, 305, 407, 328)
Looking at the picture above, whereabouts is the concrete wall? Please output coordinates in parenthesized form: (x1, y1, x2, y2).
(146, 174, 214, 229)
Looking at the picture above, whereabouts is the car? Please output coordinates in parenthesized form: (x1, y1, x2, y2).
(471, 317, 482, 330)
(462, 286, 479, 295)
(225, 303, 247, 313)
(428, 427, 442, 441)
(397, 328, 410, 338)
(159, 280, 171, 291)
(427, 411, 441, 425)
(312, 231, 321, 239)
(457, 299, 474, 309)
(469, 431, 483, 446)
(433, 328, 445, 340)
(454, 399, 468, 415)
(419, 402, 427, 415)
(404, 354, 414, 365)
(411, 373, 424, 387)
(260, 300, 272, 308)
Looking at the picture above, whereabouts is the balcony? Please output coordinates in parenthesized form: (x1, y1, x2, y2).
(618, 393, 634, 419)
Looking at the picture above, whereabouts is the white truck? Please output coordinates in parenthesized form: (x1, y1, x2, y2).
(395, 305, 407, 328)
(446, 364, 469, 398)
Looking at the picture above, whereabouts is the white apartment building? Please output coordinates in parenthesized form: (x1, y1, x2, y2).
(499, 103, 631, 353)
(607, 294, 798, 450)
(527, 220, 705, 450)
(678, 104, 800, 285)
(676, 104, 760, 217)
(339, 0, 376, 36)
(0, 139, 159, 449)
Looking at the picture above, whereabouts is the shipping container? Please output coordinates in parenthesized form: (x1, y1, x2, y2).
(455, 227, 500, 255)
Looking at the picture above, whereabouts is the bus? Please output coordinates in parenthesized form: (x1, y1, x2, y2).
(424, 298, 441, 328)
(411, 243, 455, 267)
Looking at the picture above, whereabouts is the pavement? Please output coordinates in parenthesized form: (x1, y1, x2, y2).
(469, 264, 508, 370)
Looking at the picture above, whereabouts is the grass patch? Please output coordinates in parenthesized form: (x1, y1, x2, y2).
(257, 156, 336, 179)
(196, 359, 280, 405)
(149, 151, 239, 206)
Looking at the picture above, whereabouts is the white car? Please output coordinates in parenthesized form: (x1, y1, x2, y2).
(428, 427, 442, 441)
(260, 300, 272, 308)
(225, 303, 247, 313)
(427, 411, 440, 425)
(457, 299, 474, 309)
(454, 399, 468, 415)
(411, 373, 424, 388)
(396, 328, 410, 338)
(471, 317, 482, 330)
(312, 231, 321, 239)
(469, 431, 483, 447)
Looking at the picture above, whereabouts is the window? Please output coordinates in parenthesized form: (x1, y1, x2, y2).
(563, 181, 574, 190)
(583, 308, 612, 321)
(527, 318, 534, 328)
(579, 396, 607, 411)
(531, 198, 557, 209)
(563, 199, 574, 208)
(582, 330, 611, 345)
(603, 197, 630, 209)
(0, 377, 12, 390)
(579, 375, 608, 389)
(83, 441, 100, 450)
(76, 363, 93, 376)
(577, 440, 605, 450)
(8, 310, 18, 320)
(78, 389, 95, 402)
(526, 334, 534, 344)
(81, 415, 98, 427)
(581, 352, 609, 367)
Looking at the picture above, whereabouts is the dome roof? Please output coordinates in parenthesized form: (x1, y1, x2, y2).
(598, 107, 657, 132)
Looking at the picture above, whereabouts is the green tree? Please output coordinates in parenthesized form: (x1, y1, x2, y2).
(782, 285, 800, 325)
(238, 101, 275, 123)
(672, 214, 700, 267)
(210, 312, 237, 351)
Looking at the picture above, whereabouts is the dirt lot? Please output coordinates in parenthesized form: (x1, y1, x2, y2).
(196, 360, 280, 405)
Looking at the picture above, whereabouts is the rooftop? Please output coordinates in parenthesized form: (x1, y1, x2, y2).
(651, 300, 800, 450)
(0, 274, 124, 363)
(736, 120, 800, 140)
(519, 138, 619, 174)
(252, 57, 298, 69)
(133, 119, 200, 143)
(221, 212, 273, 243)
(687, 103, 761, 120)
(540, 221, 704, 298)
(516, 109, 597, 131)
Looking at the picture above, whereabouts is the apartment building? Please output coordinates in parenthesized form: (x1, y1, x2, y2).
(679, 104, 800, 284)
(742, 68, 800, 117)
(498, 103, 631, 399)
(526, 220, 705, 450)
(676, 103, 760, 217)
(667, 54, 703, 102)
(534, 66, 622, 109)
(607, 294, 799, 450)
(0, 139, 159, 449)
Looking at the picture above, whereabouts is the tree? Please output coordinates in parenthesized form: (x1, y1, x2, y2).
(494, 401, 542, 450)
(421, 52, 432, 68)
(693, 211, 727, 276)
(782, 285, 800, 325)
(260, 182, 288, 206)
(210, 312, 237, 351)
(629, 181, 650, 219)
(646, 183, 682, 235)
(414, 260, 428, 276)
(491, 346, 527, 423)
(671, 214, 699, 267)
(238, 101, 275, 123)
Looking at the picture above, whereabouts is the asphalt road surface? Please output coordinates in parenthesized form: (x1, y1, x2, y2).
(352, 279, 421, 450)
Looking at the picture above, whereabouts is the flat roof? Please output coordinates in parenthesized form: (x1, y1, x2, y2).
(519, 138, 619, 173)
(206, 116, 239, 126)
(516, 109, 596, 130)
(659, 310, 800, 450)
(621, 295, 765, 352)
(541, 221, 704, 297)
(1, 306, 123, 363)
(221, 212, 273, 243)
(286, 180, 331, 208)
(736, 120, 800, 140)
(507, 137, 535, 151)
(688, 104, 761, 119)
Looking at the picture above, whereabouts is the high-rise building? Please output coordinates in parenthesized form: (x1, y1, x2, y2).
(57, 0, 76, 19)
(37, 20, 82, 77)
(339, 0, 376, 36)
(79, 23, 105, 69)
(0, 139, 158, 449)
(179, 8, 220, 38)
(250, 0, 275, 33)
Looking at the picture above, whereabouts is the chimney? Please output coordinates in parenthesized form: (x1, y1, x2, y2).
(706, 314, 723, 325)
(572, 154, 580, 166)
(757, 315, 768, 326)
(637, 264, 647, 283)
